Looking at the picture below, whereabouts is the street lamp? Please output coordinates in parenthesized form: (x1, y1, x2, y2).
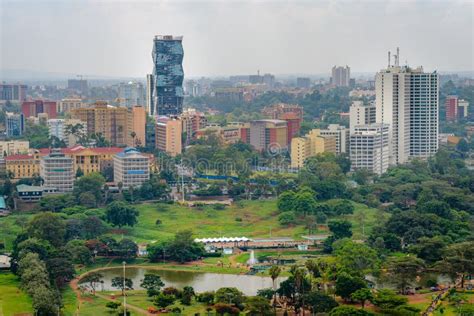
(122, 261, 127, 316)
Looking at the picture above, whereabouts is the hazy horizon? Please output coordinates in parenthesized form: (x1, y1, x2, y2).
(1, 0, 473, 79)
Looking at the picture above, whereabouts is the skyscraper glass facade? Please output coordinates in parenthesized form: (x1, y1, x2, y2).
(152, 35, 184, 116)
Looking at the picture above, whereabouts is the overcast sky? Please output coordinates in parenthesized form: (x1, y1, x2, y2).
(1, 0, 473, 78)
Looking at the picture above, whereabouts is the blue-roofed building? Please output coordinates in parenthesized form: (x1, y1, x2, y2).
(152, 35, 184, 116)
(113, 148, 150, 189)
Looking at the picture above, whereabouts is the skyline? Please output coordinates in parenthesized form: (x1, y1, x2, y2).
(0, 0, 473, 79)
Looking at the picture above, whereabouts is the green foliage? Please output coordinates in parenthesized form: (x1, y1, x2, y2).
(39, 194, 75, 212)
(215, 287, 245, 306)
(328, 219, 352, 240)
(196, 291, 215, 305)
(105, 201, 139, 228)
(80, 272, 104, 295)
(304, 291, 339, 313)
(147, 230, 204, 263)
(277, 191, 296, 212)
(27, 212, 66, 247)
(351, 288, 373, 309)
(245, 296, 273, 316)
(408, 236, 446, 264)
(140, 274, 165, 297)
(105, 301, 121, 310)
(278, 212, 296, 226)
(335, 272, 367, 301)
(329, 305, 375, 316)
(333, 240, 379, 276)
(370, 289, 407, 310)
(435, 241, 474, 288)
(154, 293, 176, 308)
(111, 277, 133, 296)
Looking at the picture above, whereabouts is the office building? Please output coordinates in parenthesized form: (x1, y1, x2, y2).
(263, 74, 275, 88)
(40, 148, 74, 192)
(250, 119, 288, 153)
(22, 100, 57, 119)
(0, 141, 29, 158)
(290, 129, 337, 168)
(146, 74, 154, 114)
(331, 66, 351, 87)
(319, 124, 350, 154)
(67, 79, 88, 95)
(375, 50, 439, 164)
(5, 153, 41, 179)
(0, 83, 27, 103)
(155, 116, 182, 156)
(350, 101, 376, 132)
(180, 108, 207, 142)
(71, 102, 144, 147)
(113, 148, 150, 189)
(47, 118, 87, 146)
(445, 96, 469, 122)
(57, 98, 85, 113)
(117, 81, 145, 108)
(262, 103, 304, 144)
(350, 124, 390, 176)
(131, 106, 146, 147)
(5, 112, 25, 137)
(296, 77, 311, 89)
(152, 35, 184, 115)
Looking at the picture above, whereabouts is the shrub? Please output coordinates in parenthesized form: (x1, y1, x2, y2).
(213, 204, 226, 210)
(235, 217, 242, 222)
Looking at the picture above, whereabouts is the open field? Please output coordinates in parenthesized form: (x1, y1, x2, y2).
(0, 272, 33, 316)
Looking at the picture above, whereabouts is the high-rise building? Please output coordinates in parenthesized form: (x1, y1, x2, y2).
(146, 74, 154, 114)
(350, 101, 376, 133)
(152, 35, 184, 116)
(375, 51, 439, 164)
(331, 66, 351, 87)
(117, 81, 145, 108)
(71, 102, 145, 147)
(263, 74, 275, 88)
(47, 118, 87, 146)
(22, 100, 57, 119)
(319, 124, 350, 154)
(0, 83, 27, 103)
(67, 79, 88, 95)
(57, 98, 85, 113)
(290, 129, 337, 168)
(250, 119, 288, 153)
(445, 96, 469, 122)
(113, 148, 150, 189)
(155, 116, 182, 156)
(5, 112, 25, 137)
(131, 106, 146, 147)
(40, 148, 74, 192)
(296, 77, 311, 89)
(350, 124, 390, 175)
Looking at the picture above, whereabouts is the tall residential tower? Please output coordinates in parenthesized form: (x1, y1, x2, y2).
(152, 35, 184, 116)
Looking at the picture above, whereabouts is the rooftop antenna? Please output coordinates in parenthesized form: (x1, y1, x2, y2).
(396, 47, 400, 66)
(388, 51, 391, 67)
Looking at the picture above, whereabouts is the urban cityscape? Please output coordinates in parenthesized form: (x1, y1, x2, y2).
(0, 1, 473, 316)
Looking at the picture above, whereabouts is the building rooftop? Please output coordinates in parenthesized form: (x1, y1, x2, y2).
(16, 184, 43, 193)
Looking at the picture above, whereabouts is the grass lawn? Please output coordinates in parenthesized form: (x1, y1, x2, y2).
(0, 271, 33, 316)
(0, 213, 31, 252)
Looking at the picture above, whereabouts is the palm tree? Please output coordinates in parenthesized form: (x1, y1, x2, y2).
(130, 131, 136, 147)
(305, 259, 319, 290)
(269, 265, 282, 310)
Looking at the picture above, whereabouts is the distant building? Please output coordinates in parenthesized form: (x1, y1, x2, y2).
(349, 101, 376, 133)
(71, 102, 144, 147)
(155, 116, 182, 156)
(331, 66, 351, 87)
(263, 74, 275, 88)
(67, 79, 88, 95)
(40, 148, 74, 192)
(319, 124, 350, 154)
(214, 88, 244, 103)
(0, 141, 29, 158)
(5, 153, 40, 179)
(117, 81, 145, 108)
(196, 123, 249, 145)
(47, 118, 87, 146)
(350, 124, 390, 176)
(180, 108, 207, 142)
(5, 112, 25, 137)
(113, 148, 150, 189)
(131, 106, 147, 147)
(261, 103, 303, 144)
(152, 35, 184, 116)
(57, 98, 85, 113)
(290, 129, 337, 168)
(22, 100, 57, 119)
(0, 83, 27, 103)
(250, 119, 288, 153)
(445, 96, 469, 122)
(296, 77, 311, 89)
(146, 74, 154, 115)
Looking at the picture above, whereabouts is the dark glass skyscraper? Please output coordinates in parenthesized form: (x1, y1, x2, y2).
(152, 35, 184, 116)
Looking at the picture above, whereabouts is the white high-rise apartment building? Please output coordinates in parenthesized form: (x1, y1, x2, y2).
(375, 49, 439, 164)
(146, 74, 154, 115)
(319, 124, 350, 154)
(40, 149, 74, 192)
(113, 148, 150, 189)
(350, 101, 376, 133)
(118, 81, 145, 108)
(331, 66, 351, 87)
(350, 124, 390, 176)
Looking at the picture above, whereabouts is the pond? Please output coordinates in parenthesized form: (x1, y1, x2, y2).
(83, 267, 285, 296)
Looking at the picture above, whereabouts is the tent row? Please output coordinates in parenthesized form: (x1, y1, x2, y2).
(195, 237, 252, 243)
